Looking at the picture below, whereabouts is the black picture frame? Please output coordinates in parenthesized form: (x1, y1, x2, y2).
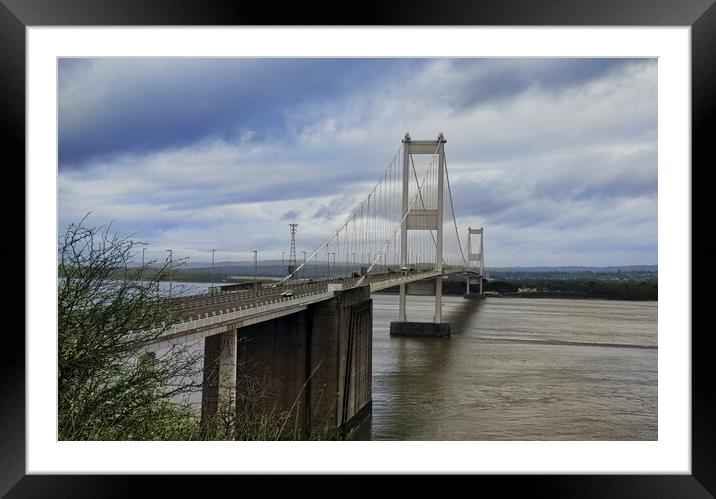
(2, 0, 712, 496)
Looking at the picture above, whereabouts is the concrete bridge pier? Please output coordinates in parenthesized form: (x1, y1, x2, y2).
(390, 276, 450, 337)
(200, 327, 237, 426)
(434, 276, 443, 323)
(399, 282, 407, 322)
(463, 275, 486, 300)
(308, 285, 373, 436)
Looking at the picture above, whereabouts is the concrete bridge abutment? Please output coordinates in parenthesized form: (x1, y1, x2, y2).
(199, 285, 372, 439)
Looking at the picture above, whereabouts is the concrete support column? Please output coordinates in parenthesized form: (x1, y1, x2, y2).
(434, 277, 443, 323)
(201, 328, 237, 426)
(399, 283, 407, 322)
(309, 286, 372, 436)
(217, 328, 237, 415)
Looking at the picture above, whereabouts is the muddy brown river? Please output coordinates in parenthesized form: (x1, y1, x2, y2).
(352, 295, 657, 440)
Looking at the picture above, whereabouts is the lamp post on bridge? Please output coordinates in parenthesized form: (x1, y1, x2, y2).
(165, 249, 172, 300)
(282, 251, 286, 277)
(302, 251, 306, 280)
(352, 253, 356, 276)
(251, 250, 258, 297)
(329, 252, 335, 279)
(211, 249, 216, 292)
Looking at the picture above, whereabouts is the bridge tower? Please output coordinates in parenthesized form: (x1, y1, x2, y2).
(465, 227, 485, 297)
(287, 223, 298, 276)
(391, 132, 449, 336)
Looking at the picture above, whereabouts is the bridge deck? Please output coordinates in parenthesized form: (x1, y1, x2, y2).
(147, 269, 460, 346)
(172, 270, 449, 318)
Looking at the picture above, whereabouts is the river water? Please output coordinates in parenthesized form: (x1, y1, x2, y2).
(353, 295, 657, 441)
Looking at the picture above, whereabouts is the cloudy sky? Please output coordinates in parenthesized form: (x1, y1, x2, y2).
(58, 58, 657, 266)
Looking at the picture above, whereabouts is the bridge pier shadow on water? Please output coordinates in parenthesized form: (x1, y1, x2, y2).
(446, 294, 486, 334)
(350, 292, 486, 440)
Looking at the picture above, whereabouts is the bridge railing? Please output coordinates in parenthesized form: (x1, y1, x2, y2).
(146, 288, 338, 343)
(167, 287, 333, 326)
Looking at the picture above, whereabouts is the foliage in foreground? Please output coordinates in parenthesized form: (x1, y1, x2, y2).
(58, 217, 203, 440)
(58, 217, 330, 441)
(199, 363, 333, 441)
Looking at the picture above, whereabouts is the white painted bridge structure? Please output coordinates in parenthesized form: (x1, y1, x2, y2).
(151, 133, 487, 347)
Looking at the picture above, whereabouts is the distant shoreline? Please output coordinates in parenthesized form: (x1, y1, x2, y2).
(373, 289, 658, 301)
(482, 293, 657, 302)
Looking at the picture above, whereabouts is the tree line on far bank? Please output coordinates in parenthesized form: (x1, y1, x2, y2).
(478, 277, 658, 301)
(374, 275, 657, 300)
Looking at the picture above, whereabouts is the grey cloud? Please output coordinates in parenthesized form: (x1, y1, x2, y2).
(59, 58, 657, 266)
(281, 210, 300, 221)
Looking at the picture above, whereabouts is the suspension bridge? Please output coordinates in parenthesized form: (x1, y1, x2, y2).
(147, 133, 487, 437)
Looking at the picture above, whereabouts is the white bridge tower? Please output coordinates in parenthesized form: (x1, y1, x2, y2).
(398, 132, 446, 325)
(465, 227, 485, 295)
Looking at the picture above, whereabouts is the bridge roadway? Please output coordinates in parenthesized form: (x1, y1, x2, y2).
(146, 269, 450, 348)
